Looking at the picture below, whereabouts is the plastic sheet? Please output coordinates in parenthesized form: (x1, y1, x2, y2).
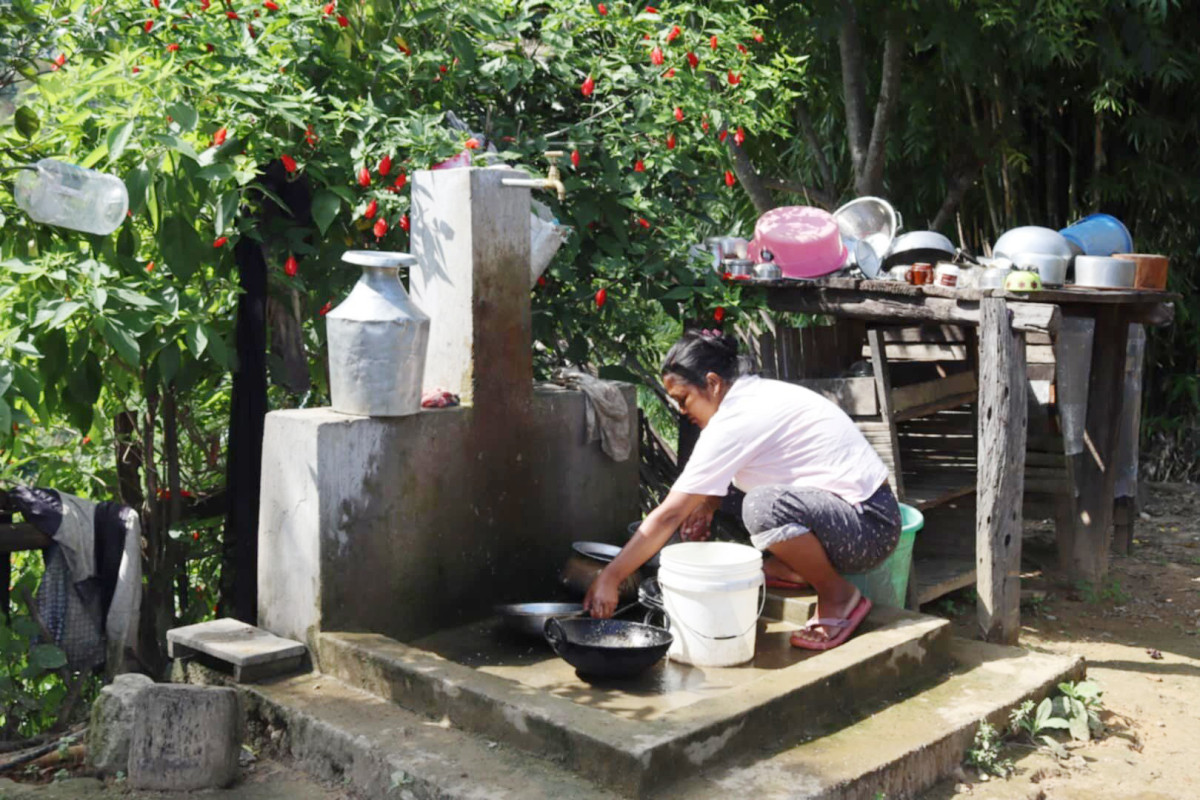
(1055, 316, 1095, 457)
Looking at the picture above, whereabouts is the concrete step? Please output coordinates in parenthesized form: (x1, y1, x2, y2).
(317, 600, 954, 797)
(659, 638, 1085, 800)
(233, 670, 624, 800)
(182, 635, 1083, 800)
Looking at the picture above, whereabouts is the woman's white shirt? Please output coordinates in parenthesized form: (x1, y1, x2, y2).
(671, 375, 889, 503)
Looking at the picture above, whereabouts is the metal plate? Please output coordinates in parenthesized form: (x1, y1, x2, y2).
(341, 250, 417, 268)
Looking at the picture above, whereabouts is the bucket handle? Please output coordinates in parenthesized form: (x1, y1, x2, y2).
(668, 583, 767, 643)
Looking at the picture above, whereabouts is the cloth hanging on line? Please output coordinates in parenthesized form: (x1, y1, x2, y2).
(9, 486, 142, 673)
(550, 369, 633, 462)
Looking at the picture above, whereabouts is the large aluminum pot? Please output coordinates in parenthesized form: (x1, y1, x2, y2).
(327, 251, 430, 416)
(560, 542, 642, 601)
(992, 226, 1073, 261)
(882, 230, 955, 269)
(1073, 255, 1135, 289)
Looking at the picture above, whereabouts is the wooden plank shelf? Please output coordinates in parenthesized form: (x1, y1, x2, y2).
(902, 471, 976, 511)
(913, 556, 977, 606)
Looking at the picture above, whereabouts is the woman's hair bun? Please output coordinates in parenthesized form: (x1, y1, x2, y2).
(661, 327, 742, 386)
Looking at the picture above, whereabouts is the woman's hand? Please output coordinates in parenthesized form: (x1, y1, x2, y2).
(583, 570, 620, 619)
(679, 497, 719, 542)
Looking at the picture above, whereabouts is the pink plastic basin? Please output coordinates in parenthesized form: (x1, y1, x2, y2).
(748, 206, 848, 278)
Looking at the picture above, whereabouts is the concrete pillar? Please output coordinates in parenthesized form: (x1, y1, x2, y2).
(410, 168, 533, 408)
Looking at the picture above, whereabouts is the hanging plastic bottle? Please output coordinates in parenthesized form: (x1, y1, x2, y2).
(13, 158, 129, 236)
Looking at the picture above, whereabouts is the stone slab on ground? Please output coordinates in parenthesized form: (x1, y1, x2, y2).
(86, 672, 154, 774)
(167, 618, 306, 683)
(128, 684, 240, 791)
(318, 600, 953, 797)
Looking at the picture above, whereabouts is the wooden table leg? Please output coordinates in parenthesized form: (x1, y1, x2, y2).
(1111, 323, 1146, 555)
(976, 297, 1028, 644)
(1066, 306, 1131, 581)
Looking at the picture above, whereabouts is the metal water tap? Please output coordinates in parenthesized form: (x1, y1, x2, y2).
(500, 151, 567, 201)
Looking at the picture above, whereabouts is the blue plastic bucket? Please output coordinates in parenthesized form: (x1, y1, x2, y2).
(1059, 213, 1132, 257)
(845, 504, 924, 608)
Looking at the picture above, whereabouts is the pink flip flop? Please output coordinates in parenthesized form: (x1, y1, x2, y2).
(789, 593, 873, 651)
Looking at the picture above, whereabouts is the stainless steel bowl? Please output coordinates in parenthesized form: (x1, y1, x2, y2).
(726, 258, 754, 278)
(495, 602, 583, 639)
(992, 226, 1074, 261)
(1073, 255, 1135, 289)
(834, 197, 902, 266)
(754, 262, 783, 280)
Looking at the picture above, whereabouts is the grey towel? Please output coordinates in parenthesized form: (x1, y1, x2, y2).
(551, 369, 632, 462)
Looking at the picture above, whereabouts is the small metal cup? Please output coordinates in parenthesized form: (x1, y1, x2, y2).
(726, 258, 754, 278)
(754, 262, 782, 279)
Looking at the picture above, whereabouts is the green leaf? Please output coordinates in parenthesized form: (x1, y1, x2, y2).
(14, 106, 39, 139)
(106, 121, 135, 163)
(125, 163, 152, 216)
(150, 133, 199, 162)
(99, 317, 141, 366)
(197, 164, 235, 182)
(660, 287, 694, 301)
(311, 190, 341, 236)
(111, 288, 159, 308)
(215, 191, 239, 236)
(29, 644, 67, 671)
(80, 144, 109, 169)
(203, 325, 233, 370)
(159, 217, 202, 281)
(32, 300, 83, 329)
(0, 258, 41, 275)
(165, 102, 198, 133)
(0, 363, 12, 397)
(12, 616, 39, 640)
(0, 398, 10, 443)
(158, 343, 180, 384)
(185, 322, 208, 358)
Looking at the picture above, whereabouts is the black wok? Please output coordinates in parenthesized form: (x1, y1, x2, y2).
(544, 617, 673, 679)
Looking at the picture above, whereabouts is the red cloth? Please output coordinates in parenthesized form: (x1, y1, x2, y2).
(421, 388, 460, 409)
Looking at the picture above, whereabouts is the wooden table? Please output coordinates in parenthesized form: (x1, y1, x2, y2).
(754, 277, 1176, 644)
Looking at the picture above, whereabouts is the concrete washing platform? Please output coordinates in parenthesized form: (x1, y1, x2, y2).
(179, 592, 1083, 799)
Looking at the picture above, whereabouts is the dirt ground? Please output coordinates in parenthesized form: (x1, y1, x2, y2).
(923, 481, 1200, 800)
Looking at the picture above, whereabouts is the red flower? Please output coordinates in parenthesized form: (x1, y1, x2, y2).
(144, 19, 153, 31)
(644, 4, 656, 12)
(146, 261, 156, 272)
(284, 255, 298, 277)
(650, 46, 664, 66)
(225, 10, 237, 19)
(634, 159, 645, 172)
(686, 51, 698, 69)
(737, 43, 747, 54)
(357, 166, 371, 187)
(710, 34, 718, 49)
(52, 53, 66, 69)
(537, 275, 547, 286)
(701, 116, 710, 133)
(213, 236, 228, 248)
(713, 306, 725, 322)
(206, 42, 214, 51)
(363, 199, 378, 219)
(281, 154, 297, 173)
(597, 2, 607, 13)
(247, 23, 256, 38)
(581, 74, 595, 97)
(399, 213, 410, 232)
(724, 169, 735, 187)
(337, 14, 348, 26)
(722, 271, 732, 280)
(373, 217, 388, 238)
(570, 149, 580, 168)
(666, 133, 676, 150)
(464, 137, 480, 150)
(637, 216, 651, 229)
(318, 300, 332, 316)
(734, 126, 745, 146)
(728, 70, 741, 85)
(393, 171, 407, 190)
(753, 31, 764, 43)
(378, 154, 392, 175)
(667, 25, 681, 43)
(322, 1, 333, 14)
(673, 106, 684, 122)
(193, 531, 200, 541)
(213, 127, 228, 146)
(152, 0, 160, 6)
(166, 42, 180, 52)
(664, 67, 676, 78)
(264, 0, 278, 9)
(595, 288, 607, 307)
(201, 0, 210, 9)
(438, 64, 447, 73)
(132, 66, 141, 74)
(718, 129, 728, 142)
(306, 124, 318, 146)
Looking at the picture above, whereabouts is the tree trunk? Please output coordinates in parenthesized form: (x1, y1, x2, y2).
(857, 23, 904, 197)
(221, 237, 269, 624)
(794, 101, 835, 193)
(838, 0, 870, 180)
(727, 139, 776, 214)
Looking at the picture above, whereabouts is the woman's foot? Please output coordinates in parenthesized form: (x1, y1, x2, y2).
(790, 587, 870, 649)
(763, 556, 809, 589)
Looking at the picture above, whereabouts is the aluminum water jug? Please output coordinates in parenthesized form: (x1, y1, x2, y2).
(326, 251, 430, 416)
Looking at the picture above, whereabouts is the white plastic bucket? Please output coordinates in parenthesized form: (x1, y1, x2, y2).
(657, 542, 764, 667)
